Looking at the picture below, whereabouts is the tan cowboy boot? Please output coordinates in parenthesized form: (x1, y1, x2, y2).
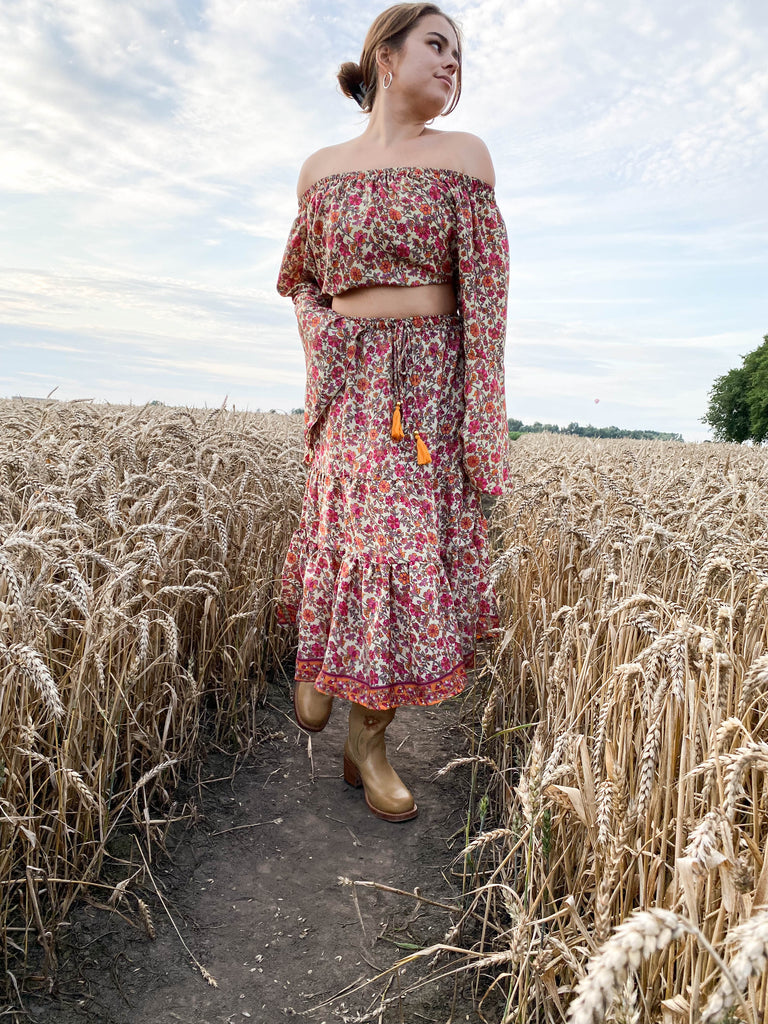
(343, 703, 417, 821)
(293, 679, 333, 732)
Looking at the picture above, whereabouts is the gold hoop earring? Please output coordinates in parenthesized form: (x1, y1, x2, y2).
(382, 71, 393, 89)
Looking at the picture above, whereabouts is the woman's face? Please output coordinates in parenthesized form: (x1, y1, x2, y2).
(384, 13, 460, 115)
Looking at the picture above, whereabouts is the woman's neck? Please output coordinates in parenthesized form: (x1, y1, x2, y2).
(362, 101, 430, 149)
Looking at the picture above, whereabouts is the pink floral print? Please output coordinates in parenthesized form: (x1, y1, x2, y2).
(275, 167, 510, 709)
(278, 167, 510, 496)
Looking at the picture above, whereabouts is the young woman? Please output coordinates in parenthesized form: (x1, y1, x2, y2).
(276, 3, 510, 822)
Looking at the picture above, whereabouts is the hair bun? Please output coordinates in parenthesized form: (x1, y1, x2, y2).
(337, 61, 369, 108)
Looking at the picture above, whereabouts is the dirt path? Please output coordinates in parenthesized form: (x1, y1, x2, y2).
(18, 670, 503, 1024)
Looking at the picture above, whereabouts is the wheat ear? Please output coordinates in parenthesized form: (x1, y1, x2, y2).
(567, 909, 693, 1024)
(700, 911, 768, 1023)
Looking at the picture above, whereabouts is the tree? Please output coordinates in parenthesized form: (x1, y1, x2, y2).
(744, 339, 768, 442)
(703, 334, 768, 442)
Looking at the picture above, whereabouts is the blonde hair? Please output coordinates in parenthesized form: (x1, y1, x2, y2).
(337, 3, 462, 116)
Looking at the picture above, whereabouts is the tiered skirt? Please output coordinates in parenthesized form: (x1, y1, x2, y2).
(276, 313, 499, 710)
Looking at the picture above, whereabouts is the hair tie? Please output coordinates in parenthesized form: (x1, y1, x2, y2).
(350, 80, 369, 107)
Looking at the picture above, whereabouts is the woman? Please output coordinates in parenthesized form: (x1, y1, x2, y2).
(276, 3, 510, 822)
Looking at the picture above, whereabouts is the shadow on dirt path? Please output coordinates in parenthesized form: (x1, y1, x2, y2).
(15, 670, 505, 1024)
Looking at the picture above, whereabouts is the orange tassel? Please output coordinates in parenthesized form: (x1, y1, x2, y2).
(414, 431, 432, 465)
(391, 402, 404, 442)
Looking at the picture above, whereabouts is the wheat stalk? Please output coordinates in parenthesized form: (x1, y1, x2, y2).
(1, 398, 303, 992)
(467, 435, 768, 1020)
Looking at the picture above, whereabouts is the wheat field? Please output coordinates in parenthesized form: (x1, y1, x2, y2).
(2, 400, 767, 1021)
(0, 397, 303, 984)
(459, 434, 768, 1022)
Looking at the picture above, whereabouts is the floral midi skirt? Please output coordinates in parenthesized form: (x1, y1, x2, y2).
(276, 312, 499, 710)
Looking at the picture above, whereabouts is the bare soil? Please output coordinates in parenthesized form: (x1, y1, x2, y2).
(10, 668, 506, 1024)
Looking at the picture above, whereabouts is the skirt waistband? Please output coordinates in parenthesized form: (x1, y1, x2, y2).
(334, 312, 462, 327)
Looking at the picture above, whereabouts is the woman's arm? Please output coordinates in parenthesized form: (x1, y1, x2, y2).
(453, 175, 511, 496)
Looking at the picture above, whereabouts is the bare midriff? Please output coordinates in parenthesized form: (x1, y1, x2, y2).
(331, 282, 457, 319)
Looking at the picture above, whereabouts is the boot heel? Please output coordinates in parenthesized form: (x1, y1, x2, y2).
(343, 753, 362, 788)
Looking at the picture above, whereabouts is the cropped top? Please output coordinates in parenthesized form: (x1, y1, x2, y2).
(277, 166, 510, 495)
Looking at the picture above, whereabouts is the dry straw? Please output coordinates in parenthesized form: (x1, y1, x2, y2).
(454, 435, 768, 1022)
(0, 397, 303, 988)
(5, 406, 768, 1017)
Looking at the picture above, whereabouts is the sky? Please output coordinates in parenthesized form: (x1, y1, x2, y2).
(1, 0, 767, 441)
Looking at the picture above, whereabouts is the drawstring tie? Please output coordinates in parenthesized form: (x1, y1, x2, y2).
(390, 320, 431, 465)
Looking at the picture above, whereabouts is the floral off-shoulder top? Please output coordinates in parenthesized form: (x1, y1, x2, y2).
(277, 166, 510, 496)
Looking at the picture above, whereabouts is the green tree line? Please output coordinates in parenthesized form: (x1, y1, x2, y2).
(508, 420, 683, 442)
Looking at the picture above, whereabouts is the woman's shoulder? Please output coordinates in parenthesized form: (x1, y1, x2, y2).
(296, 142, 358, 200)
(427, 131, 496, 187)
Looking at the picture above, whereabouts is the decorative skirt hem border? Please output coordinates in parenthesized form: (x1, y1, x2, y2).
(291, 637, 489, 711)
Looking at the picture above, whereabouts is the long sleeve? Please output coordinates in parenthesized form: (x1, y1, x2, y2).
(277, 210, 357, 464)
(276, 208, 315, 299)
(453, 185, 511, 496)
